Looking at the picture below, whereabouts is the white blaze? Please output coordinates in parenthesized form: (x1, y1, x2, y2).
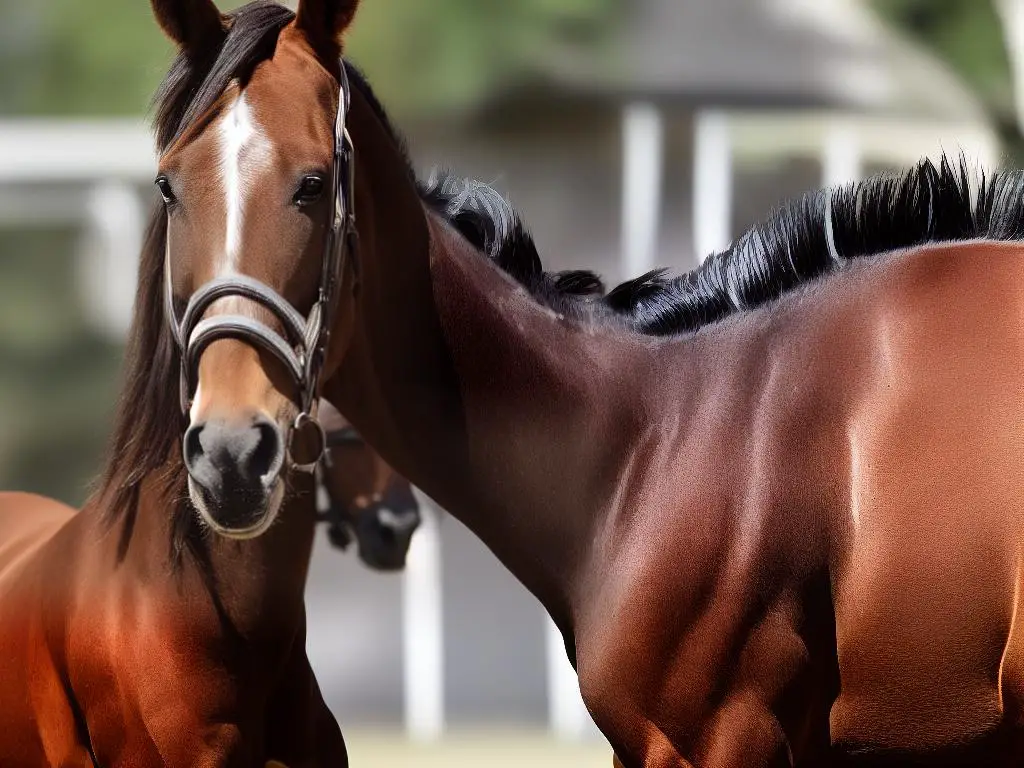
(189, 88, 274, 426)
(217, 88, 273, 274)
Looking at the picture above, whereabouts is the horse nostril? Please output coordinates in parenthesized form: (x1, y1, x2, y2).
(184, 423, 205, 475)
(377, 508, 421, 540)
(182, 416, 284, 496)
(376, 519, 398, 545)
(247, 418, 283, 486)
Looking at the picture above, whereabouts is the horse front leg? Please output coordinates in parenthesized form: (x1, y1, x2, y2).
(264, 637, 348, 768)
(265, 680, 348, 768)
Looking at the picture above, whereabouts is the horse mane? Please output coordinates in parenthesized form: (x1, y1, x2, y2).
(345, 44, 1024, 337)
(605, 156, 1024, 335)
(342, 61, 610, 319)
(411, 155, 1024, 336)
(417, 171, 609, 320)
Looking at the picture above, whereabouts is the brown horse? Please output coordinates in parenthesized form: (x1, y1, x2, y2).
(316, 400, 420, 571)
(33, 0, 1024, 765)
(0, 0, 370, 763)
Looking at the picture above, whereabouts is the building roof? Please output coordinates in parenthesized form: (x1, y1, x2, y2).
(522, 0, 988, 123)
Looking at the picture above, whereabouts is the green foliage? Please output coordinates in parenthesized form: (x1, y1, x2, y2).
(0, 229, 121, 505)
(0, 0, 173, 116)
(873, 0, 1012, 109)
(345, 0, 615, 118)
(871, 0, 1023, 161)
(0, 0, 615, 118)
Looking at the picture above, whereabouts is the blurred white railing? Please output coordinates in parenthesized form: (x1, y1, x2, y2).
(0, 118, 155, 183)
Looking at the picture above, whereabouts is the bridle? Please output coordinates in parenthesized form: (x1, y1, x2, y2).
(165, 62, 357, 473)
(314, 422, 422, 553)
(315, 423, 366, 549)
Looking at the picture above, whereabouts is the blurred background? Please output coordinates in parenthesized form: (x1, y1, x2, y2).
(0, 0, 1021, 764)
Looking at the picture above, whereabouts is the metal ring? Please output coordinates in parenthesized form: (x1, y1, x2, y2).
(288, 411, 327, 473)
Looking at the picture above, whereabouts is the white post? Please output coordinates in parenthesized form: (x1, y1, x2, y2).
(403, 491, 444, 741)
(546, 616, 592, 741)
(621, 102, 665, 279)
(997, 0, 1024, 137)
(77, 179, 143, 339)
(692, 109, 733, 263)
(962, 131, 1002, 177)
(821, 121, 862, 188)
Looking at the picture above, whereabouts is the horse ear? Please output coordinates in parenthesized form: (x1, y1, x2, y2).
(150, 0, 226, 51)
(295, 0, 360, 50)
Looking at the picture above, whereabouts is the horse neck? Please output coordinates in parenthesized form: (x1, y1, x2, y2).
(325, 111, 655, 626)
(104, 470, 317, 650)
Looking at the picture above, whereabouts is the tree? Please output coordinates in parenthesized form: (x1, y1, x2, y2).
(0, 0, 615, 119)
(346, 0, 614, 119)
(871, 0, 1024, 162)
(995, 0, 1024, 137)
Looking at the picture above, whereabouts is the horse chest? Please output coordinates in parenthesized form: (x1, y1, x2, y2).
(575, 576, 828, 767)
(0, 606, 93, 766)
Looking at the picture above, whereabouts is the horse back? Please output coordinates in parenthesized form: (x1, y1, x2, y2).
(0, 492, 76, 579)
(0, 492, 95, 765)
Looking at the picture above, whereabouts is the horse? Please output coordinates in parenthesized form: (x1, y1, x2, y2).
(126, 0, 1024, 764)
(0, 0, 377, 763)
(315, 399, 420, 571)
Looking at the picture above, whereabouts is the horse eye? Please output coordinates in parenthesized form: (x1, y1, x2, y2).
(155, 175, 176, 205)
(294, 175, 325, 207)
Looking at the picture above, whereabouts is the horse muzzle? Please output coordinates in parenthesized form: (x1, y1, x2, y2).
(354, 491, 422, 571)
(183, 413, 286, 538)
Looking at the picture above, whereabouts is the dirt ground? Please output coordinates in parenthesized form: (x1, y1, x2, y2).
(343, 729, 610, 767)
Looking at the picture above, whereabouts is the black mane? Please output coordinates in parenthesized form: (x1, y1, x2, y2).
(417, 155, 1024, 336)
(605, 156, 1024, 335)
(348, 45, 1024, 337)
(344, 61, 610, 318)
(154, 0, 295, 151)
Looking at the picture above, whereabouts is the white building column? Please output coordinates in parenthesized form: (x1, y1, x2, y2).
(692, 109, 733, 263)
(546, 616, 593, 741)
(403, 491, 445, 741)
(821, 120, 863, 188)
(621, 102, 665, 279)
(997, 0, 1024, 137)
(77, 179, 144, 339)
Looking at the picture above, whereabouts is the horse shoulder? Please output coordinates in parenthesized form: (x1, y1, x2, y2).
(828, 240, 1024, 758)
(0, 493, 92, 765)
(0, 492, 76, 576)
(573, 482, 825, 767)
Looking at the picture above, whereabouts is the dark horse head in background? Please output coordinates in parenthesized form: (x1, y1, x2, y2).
(316, 400, 421, 571)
